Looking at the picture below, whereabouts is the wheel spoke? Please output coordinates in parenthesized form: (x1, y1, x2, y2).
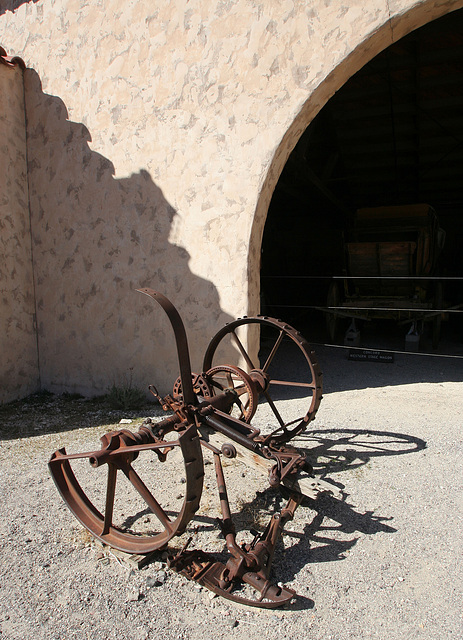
(102, 463, 117, 535)
(269, 379, 316, 389)
(236, 398, 246, 420)
(262, 330, 285, 372)
(231, 330, 256, 369)
(263, 390, 287, 429)
(234, 384, 249, 396)
(120, 461, 172, 532)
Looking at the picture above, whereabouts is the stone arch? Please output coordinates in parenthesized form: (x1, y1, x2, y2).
(248, 0, 463, 316)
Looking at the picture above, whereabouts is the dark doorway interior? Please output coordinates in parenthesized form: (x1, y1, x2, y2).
(261, 10, 463, 356)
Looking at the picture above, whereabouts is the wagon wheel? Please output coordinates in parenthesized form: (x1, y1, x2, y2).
(48, 424, 204, 554)
(432, 282, 443, 349)
(203, 317, 322, 442)
(326, 281, 341, 342)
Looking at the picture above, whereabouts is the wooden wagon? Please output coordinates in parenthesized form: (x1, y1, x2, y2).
(326, 204, 446, 347)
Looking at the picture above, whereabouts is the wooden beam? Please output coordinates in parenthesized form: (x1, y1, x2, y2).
(198, 426, 342, 500)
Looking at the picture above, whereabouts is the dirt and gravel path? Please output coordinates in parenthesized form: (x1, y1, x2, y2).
(0, 345, 462, 640)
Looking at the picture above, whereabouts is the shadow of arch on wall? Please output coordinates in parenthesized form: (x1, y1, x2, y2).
(0, 0, 39, 17)
(249, 0, 463, 318)
(17, 68, 232, 399)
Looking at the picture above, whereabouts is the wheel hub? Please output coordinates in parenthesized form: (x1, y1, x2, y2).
(249, 368, 270, 394)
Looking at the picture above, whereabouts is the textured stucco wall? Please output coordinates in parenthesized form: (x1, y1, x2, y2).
(0, 0, 461, 398)
(0, 61, 39, 403)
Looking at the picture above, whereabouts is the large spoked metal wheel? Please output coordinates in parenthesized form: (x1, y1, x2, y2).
(203, 317, 322, 441)
(48, 425, 204, 554)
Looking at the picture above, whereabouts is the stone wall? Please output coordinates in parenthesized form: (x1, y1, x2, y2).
(0, 0, 462, 398)
(0, 58, 39, 402)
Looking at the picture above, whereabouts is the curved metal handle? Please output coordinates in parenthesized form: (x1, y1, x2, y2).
(137, 288, 196, 406)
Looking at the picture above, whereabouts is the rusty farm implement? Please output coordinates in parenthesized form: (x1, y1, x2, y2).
(49, 289, 332, 607)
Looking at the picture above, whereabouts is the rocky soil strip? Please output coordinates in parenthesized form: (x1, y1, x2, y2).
(1, 349, 462, 640)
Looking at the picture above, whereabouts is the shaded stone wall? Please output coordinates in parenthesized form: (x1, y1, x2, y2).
(0, 60, 39, 402)
(22, 67, 225, 396)
(0, 0, 462, 398)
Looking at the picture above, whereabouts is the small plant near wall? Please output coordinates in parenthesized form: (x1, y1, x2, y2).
(106, 368, 146, 410)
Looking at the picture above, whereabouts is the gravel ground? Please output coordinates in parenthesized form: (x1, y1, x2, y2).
(1, 342, 462, 640)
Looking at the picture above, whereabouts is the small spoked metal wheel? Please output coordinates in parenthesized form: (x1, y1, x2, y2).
(205, 364, 258, 423)
(203, 317, 323, 442)
(48, 425, 204, 554)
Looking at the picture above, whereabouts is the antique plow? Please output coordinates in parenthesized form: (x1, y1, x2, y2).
(49, 289, 329, 607)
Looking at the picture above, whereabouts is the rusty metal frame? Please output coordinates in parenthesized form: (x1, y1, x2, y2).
(49, 289, 325, 607)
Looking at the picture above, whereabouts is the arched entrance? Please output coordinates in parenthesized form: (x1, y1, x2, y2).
(252, 2, 463, 362)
